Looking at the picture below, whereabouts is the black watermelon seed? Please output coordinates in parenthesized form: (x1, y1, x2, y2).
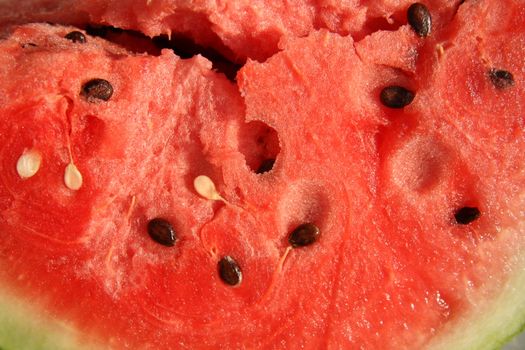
(21, 43, 37, 48)
(218, 256, 242, 286)
(147, 218, 176, 247)
(489, 69, 514, 90)
(256, 158, 276, 174)
(288, 223, 320, 248)
(380, 86, 415, 108)
(454, 207, 481, 225)
(81, 79, 114, 102)
(407, 3, 432, 37)
(65, 31, 87, 44)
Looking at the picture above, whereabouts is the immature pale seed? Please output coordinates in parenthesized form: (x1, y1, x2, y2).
(218, 256, 242, 286)
(64, 163, 83, 190)
(380, 86, 415, 108)
(81, 79, 113, 102)
(16, 149, 42, 179)
(454, 207, 480, 225)
(65, 31, 87, 43)
(407, 3, 432, 37)
(489, 69, 514, 90)
(147, 218, 176, 247)
(288, 223, 320, 248)
(194, 175, 222, 201)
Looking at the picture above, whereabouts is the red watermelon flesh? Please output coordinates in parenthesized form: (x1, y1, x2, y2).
(0, 0, 462, 62)
(0, 0, 525, 349)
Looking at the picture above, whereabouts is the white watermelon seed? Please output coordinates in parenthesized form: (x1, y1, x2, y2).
(16, 149, 42, 179)
(194, 175, 224, 201)
(64, 163, 83, 190)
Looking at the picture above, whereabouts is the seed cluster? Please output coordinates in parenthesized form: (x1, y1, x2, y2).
(18, 15, 509, 291)
(378, 3, 432, 109)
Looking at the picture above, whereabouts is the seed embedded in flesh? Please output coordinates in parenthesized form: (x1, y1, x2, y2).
(65, 31, 87, 44)
(407, 3, 432, 37)
(81, 79, 114, 102)
(454, 207, 481, 225)
(218, 256, 242, 286)
(194, 175, 223, 201)
(489, 69, 514, 89)
(288, 223, 321, 248)
(64, 163, 83, 190)
(256, 158, 276, 174)
(380, 86, 415, 109)
(16, 149, 42, 179)
(147, 218, 177, 247)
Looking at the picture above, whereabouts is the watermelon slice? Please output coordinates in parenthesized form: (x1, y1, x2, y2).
(0, 0, 524, 349)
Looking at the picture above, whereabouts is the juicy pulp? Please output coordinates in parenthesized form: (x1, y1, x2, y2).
(0, 0, 524, 349)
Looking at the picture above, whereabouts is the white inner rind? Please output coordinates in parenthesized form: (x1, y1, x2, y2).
(427, 267, 525, 350)
(427, 219, 525, 350)
(0, 288, 93, 350)
(1, 256, 525, 349)
(1, 221, 524, 349)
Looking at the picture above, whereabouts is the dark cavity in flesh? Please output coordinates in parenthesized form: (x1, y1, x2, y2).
(454, 207, 481, 225)
(256, 158, 276, 174)
(85, 25, 242, 81)
(489, 69, 514, 89)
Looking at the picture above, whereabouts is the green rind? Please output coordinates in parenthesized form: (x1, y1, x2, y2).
(429, 268, 525, 350)
(0, 289, 91, 350)
(427, 223, 525, 350)
(1, 242, 524, 350)
(1, 268, 525, 350)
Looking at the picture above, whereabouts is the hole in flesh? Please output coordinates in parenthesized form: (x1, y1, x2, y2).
(237, 121, 280, 174)
(85, 25, 243, 81)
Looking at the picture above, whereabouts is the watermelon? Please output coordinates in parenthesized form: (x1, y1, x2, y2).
(0, 0, 524, 349)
